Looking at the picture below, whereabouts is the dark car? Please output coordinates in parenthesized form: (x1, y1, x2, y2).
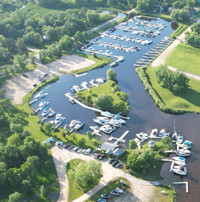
(99, 154, 106, 160)
(64, 144, 71, 149)
(22, 74, 28, 78)
(108, 158, 116, 164)
(100, 194, 110, 199)
(68, 145, 74, 150)
(112, 160, 119, 167)
(33, 84, 37, 87)
(44, 73, 49, 77)
(115, 163, 122, 168)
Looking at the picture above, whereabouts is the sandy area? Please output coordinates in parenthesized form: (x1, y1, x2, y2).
(3, 55, 95, 105)
(51, 146, 158, 202)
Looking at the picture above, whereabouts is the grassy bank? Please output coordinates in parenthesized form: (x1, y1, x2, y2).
(171, 24, 188, 39)
(73, 53, 113, 74)
(76, 80, 130, 115)
(165, 43, 200, 76)
(136, 66, 200, 114)
(85, 177, 130, 202)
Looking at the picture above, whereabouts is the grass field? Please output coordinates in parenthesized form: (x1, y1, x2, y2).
(146, 67, 200, 113)
(73, 53, 113, 74)
(165, 43, 200, 76)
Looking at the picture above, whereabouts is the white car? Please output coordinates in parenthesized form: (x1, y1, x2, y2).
(115, 187, 123, 194)
(85, 148, 91, 155)
(55, 141, 63, 147)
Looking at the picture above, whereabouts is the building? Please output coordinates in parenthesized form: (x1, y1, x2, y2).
(112, 148, 124, 158)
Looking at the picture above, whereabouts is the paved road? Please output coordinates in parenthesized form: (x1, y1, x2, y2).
(51, 146, 159, 202)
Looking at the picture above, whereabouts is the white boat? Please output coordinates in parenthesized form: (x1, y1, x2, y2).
(35, 91, 48, 99)
(96, 77, 105, 84)
(172, 156, 185, 162)
(48, 109, 55, 117)
(136, 132, 149, 141)
(74, 120, 85, 130)
(81, 82, 89, 89)
(182, 140, 192, 149)
(94, 117, 109, 125)
(150, 128, 158, 137)
(72, 85, 80, 92)
(100, 124, 115, 134)
(55, 114, 65, 125)
(173, 160, 186, 166)
(39, 101, 49, 108)
(109, 119, 121, 128)
(101, 111, 114, 118)
(69, 97, 75, 104)
(69, 120, 78, 128)
(158, 129, 165, 137)
(171, 163, 187, 175)
(177, 149, 191, 157)
(117, 56, 124, 62)
(113, 115, 126, 124)
(42, 107, 51, 117)
(109, 61, 118, 67)
(177, 134, 184, 144)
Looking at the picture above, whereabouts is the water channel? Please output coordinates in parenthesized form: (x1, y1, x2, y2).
(32, 16, 200, 201)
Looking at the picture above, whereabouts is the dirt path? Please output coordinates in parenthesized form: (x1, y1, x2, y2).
(51, 146, 159, 202)
(3, 55, 95, 105)
(151, 27, 191, 67)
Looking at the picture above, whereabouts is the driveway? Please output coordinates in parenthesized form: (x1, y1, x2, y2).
(51, 146, 159, 202)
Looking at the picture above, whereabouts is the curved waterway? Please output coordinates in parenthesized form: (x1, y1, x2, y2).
(32, 17, 200, 201)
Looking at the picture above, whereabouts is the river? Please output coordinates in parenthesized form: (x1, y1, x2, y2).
(32, 16, 200, 201)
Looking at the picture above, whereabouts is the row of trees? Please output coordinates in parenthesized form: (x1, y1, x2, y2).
(155, 65, 189, 94)
(185, 23, 200, 47)
(170, 8, 190, 23)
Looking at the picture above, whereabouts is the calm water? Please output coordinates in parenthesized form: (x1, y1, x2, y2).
(33, 17, 200, 201)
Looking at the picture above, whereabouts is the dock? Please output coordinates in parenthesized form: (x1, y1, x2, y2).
(164, 150, 176, 154)
(173, 181, 189, 193)
(74, 73, 87, 78)
(29, 98, 38, 105)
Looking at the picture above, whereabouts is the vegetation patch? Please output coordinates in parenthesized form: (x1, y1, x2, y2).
(76, 78, 130, 115)
(73, 53, 113, 74)
(171, 23, 188, 39)
(67, 159, 102, 201)
(136, 66, 200, 113)
(85, 177, 130, 202)
(165, 43, 200, 76)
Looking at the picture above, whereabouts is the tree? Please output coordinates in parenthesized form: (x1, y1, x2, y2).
(7, 168, 23, 186)
(129, 139, 137, 149)
(13, 55, 27, 71)
(46, 27, 58, 42)
(86, 131, 93, 139)
(170, 9, 190, 23)
(23, 31, 43, 47)
(8, 192, 23, 202)
(78, 137, 86, 147)
(16, 38, 27, 55)
(22, 180, 33, 194)
(107, 69, 117, 81)
(28, 52, 35, 64)
(191, 23, 200, 34)
(10, 123, 23, 134)
(0, 162, 7, 186)
(44, 122, 52, 135)
(74, 31, 85, 44)
(94, 94, 114, 111)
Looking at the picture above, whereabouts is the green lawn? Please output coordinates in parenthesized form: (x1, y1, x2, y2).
(73, 53, 113, 74)
(146, 67, 200, 113)
(165, 43, 200, 76)
(85, 177, 130, 202)
(66, 159, 86, 201)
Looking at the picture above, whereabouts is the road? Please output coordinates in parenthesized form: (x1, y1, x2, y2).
(51, 145, 159, 202)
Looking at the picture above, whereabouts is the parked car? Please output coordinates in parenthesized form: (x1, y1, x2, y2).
(73, 147, 79, 152)
(85, 148, 91, 155)
(33, 83, 37, 87)
(64, 144, 71, 149)
(97, 198, 106, 202)
(108, 158, 116, 164)
(115, 163, 122, 168)
(101, 194, 110, 199)
(94, 153, 101, 159)
(110, 190, 119, 196)
(77, 149, 82, 153)
(99, 154, 106, 160)
(22, 74, 28, 78)
(44, 73, 49, 77)
(68, 145, 74, 150)
(55, 141, 63, 147)
(115, 187, 123, 194)
(112, 160, 118, 167)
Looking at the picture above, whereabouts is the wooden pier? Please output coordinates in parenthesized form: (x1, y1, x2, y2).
(173, 181, 189, 193)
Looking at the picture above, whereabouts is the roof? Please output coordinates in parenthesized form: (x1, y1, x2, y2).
(101, 142, 118, 152)
(113, 148, 124, 157)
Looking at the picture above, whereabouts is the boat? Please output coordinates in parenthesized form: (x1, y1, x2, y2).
(100, 124, 115, 134)
(172, 156, 186, 162)
(158, 129, 165, 137)
(81, 82, 89, 89)
(74, 120, 85, 130)
(71, 87, 76, 93)
(117, 56, 124, 62)
(173, 160, 186, 166)
(69, 120, 78, 128)
(96, 77, 105, 84)
(172, 131, 177, 141)
(35, 91, 48, 99)
(69, 97, 75, 104)
(136, 132, 149, 141)
(177, 134, 184, 144)
(39, 101, 49, 109)
(150, 128, 158, 137)
(48, 109, 55, 117)
(94, 117, 109, 125)
(109, 119, 122, 128)
(171, 164, 187, 175)
(55, 114, 65, 125)
(182, 140, 192, 149)
(42, 107, 51, 116)
(177, 149, 191, 157)
(101, 111, 114, 118)
(113, 115, 126, 124)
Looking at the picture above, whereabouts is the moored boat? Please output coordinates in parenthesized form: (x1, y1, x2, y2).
(74, 120, 85, 130)
(177, 149, 191, 157)
(69, 120, 78, 128)
(39, 101, 49, 109)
